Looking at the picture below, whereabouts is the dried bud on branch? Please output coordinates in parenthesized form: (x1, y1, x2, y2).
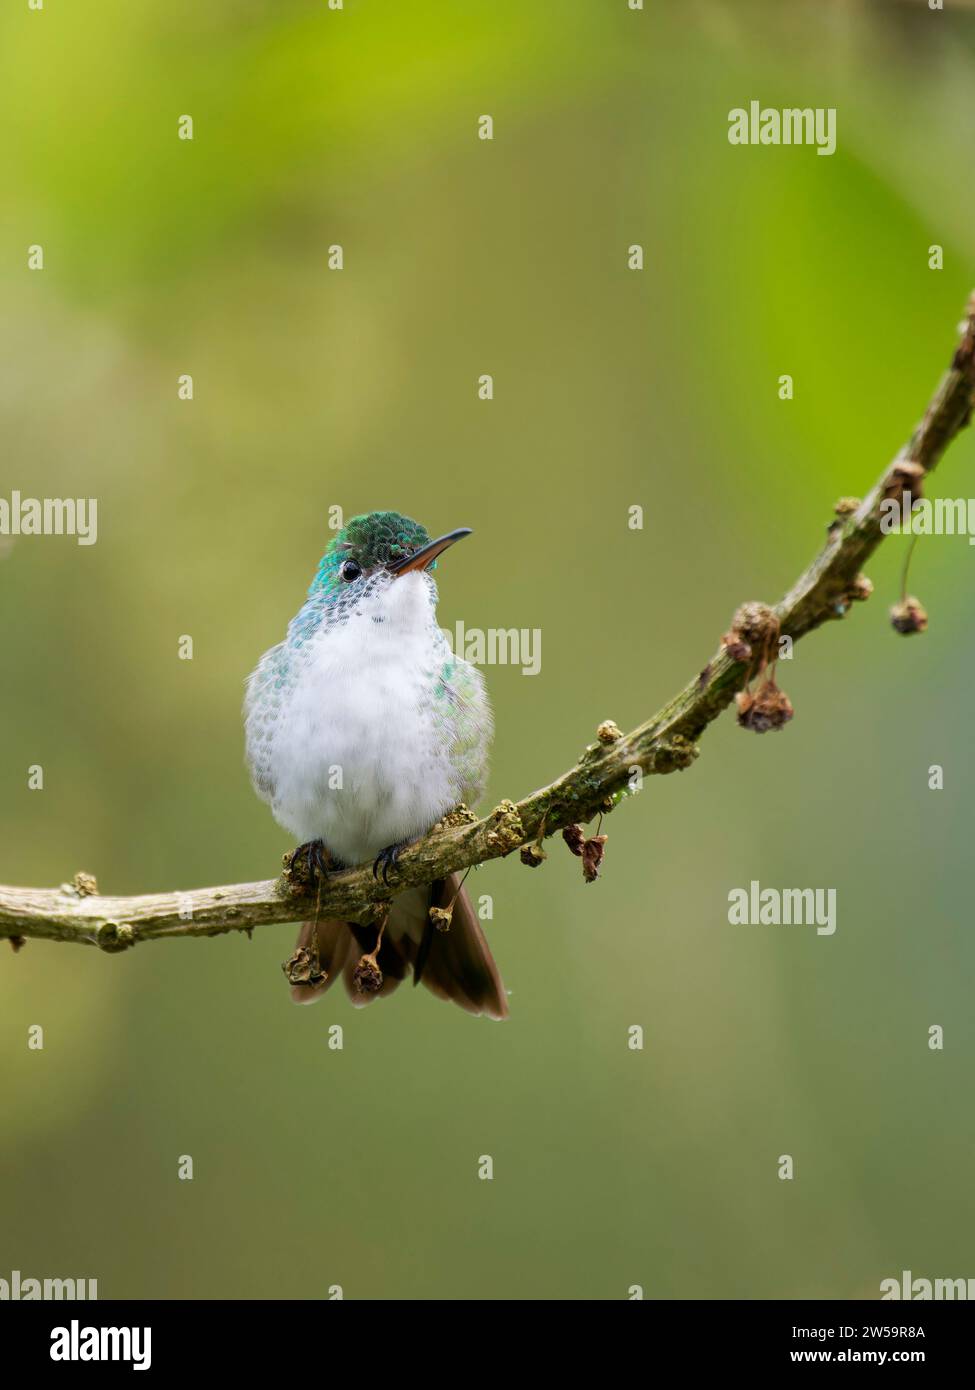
(721, 632, 752, 664)
(848, 574, 873, 602)
(736, 678, 795, 733)
(730, 601, 779, 652)
(581, 835, 608, 883)
(562, 824, 586, 857)
(596, 720, 623, 744)
(352, 954, 383, 995)
(485, 800, 525, 854)
(519, 844, 546, 868)
(890, 596, 928, 634)
(283, 946, 327, 990)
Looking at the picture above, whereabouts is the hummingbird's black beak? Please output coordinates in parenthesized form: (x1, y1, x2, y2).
(387, 528, 472, 577)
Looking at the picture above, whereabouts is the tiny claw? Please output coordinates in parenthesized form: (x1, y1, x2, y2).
(289, 839, 331, 887)
(372, 842, 404, 886)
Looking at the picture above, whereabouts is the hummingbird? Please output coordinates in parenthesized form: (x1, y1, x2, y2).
(244, 510, 507, 1020)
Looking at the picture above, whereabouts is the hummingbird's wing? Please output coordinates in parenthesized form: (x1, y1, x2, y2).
(437, 657, 492, 808)
(243, 640, 288, 809)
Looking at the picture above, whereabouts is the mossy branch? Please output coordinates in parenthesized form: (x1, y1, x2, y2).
(3, 295, 974, 953)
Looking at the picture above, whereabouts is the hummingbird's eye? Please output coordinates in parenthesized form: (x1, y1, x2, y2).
(340, 559, 362, 583)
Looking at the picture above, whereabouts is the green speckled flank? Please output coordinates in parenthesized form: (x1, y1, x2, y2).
(437, 656, 457, 691)
(435, 653, 488, 805)
(308, 511, 430, 596)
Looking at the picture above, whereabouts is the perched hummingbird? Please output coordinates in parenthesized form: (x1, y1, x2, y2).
(245, 511, 507, 1020)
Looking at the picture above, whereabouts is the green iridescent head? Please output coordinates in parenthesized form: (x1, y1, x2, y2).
(309, 512, 472, 596)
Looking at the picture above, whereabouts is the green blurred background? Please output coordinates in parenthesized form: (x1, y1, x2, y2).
(2, 0, 974, 1300)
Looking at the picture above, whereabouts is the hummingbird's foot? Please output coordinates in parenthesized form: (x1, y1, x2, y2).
(372, 840, 407, 886)
(287, 838, 332, 890)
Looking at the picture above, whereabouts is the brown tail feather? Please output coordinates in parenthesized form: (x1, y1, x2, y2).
(288, 873, 507, 1020)
(412, 874, 508, 1021)
(289, 917, 411, 1007)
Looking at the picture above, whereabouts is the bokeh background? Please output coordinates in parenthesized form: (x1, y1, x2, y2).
(2, 0, 974, 1300)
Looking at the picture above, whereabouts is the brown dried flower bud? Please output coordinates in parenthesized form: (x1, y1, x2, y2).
(282, 946, 327, 989)
(721, 632, 753, 664)
(849, 574, 873, 602)
(736, 678, 794, 733)
(562, 824, 586, 856)
(730, 601, 779, 650)
(8, 935, 26, 953)
(519, 844, 547, 868)
(834, 497, 861, 517)
(73, 871, 98, 897)
(428, 905, 453, 932)
(485, 799, 525, 853)
(890, 596, 928, 634)
(581, 835, 608, 883)
(596, 719, 623, 744)
(352, 955, 383, 995)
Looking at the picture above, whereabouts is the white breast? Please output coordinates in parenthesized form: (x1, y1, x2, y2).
(247, 572, 480, 867)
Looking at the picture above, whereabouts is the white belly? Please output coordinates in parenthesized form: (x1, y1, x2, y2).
(257, 596, 461, 866)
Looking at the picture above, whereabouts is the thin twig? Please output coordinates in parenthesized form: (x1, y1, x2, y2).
(2, 295, 974, 952)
